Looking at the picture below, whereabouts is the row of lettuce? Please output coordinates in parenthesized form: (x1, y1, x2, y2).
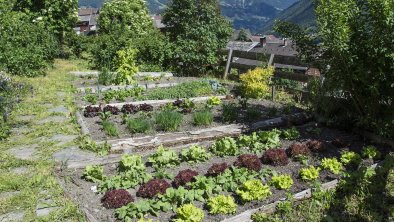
(81, 128, 381, 221)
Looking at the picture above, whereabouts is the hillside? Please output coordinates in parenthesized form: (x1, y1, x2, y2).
(78, 0, 299, 32)
(259, 0, 316, 34)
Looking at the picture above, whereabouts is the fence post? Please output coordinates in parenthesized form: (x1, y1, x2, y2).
(223, 48, 233, 79)
(271, 85, 276, 101)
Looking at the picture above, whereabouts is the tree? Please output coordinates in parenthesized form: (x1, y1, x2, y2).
(98, 0, 153, 35)
(163, 0, 232, 76)
(275, 0, 394, 139)
(12, 0, 78, 43)
(237, 29, 249, 42)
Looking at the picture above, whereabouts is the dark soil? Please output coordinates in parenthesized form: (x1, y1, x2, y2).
(57, 126, 385, 222)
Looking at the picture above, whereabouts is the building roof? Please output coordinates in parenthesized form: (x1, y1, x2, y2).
(152, 15, 165, 29)
(78, 8, 99, 16)
(251, 41, 298, 57)
(79, 15, 91, 23)
(226, 41, 259, 51)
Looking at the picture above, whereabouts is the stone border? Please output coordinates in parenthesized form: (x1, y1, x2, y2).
(80, 95, 227, 109)
(221, 163, 378, 222)
(70, 71, 173, 78)
(78, 82, 180, 93)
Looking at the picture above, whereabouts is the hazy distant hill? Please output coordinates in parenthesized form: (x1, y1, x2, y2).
(260, 0, 316, 34)
(78, 0, 300, 33)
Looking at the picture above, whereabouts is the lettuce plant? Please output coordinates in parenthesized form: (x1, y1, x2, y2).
(234, 154, 262, 172)
(210, 137, 239, 157)
(258, 129, 281, 149)
(206, 163, 229, 176)
(236, 180, 271, 202)
(321, 158, 343, 174)
(270, 175, 293, 190)
(306, 140, 324, 152)
(174, 204, 204, 222)
(261, 149, 289, 166)
(158, 187, 204, 210)
(83, 165, 105, 183)
(299, 166, 320, 181)
(207, 195, 237, 215)
(286, 142, 310, 158)
(173, 169, 199, 188)
(187, 175, 222, 198)
(137, 179, 171, 198)
(115, 199, 170, 220)
(101, 189, 134, 209)
(206, 96, 222, 107)
(148, 145, 180, 168)
(281, 127, 300, 140)
(340, 151, 362, 165)
(362, 145, 381, 159)
(237, 132, 264, 154)
(180, 145, 211, 163)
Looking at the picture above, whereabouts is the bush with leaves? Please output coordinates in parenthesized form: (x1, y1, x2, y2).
(236, 180, 272, 202)
(321, 158, 343, 174)
(362, 145, 381, 159)
(240, 67, 274, 99)
(221, 103, 239, 123)
(137, 179, 171, 198)
(207, 96, 222, 107)
(148, 145, 180, 168)
(113, 47, 139, 85)
(180, 145, 211, 163)
(234, 154, 262, 172)
(261, 149, 289, 166)
(299, 166, 320, 181)
(210, 137, 239, 157)
(206, 163, 229, 177)
(173, 169, 199, 188)
(101, 189, 134, 209)
(340, 151, 362, 165)
(207, 195, 237, 215)
(174, 204, 204, 222)
(287, 142, 311, 158)
(270, 175, 293, 190)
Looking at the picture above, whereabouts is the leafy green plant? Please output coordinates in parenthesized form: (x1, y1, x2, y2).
(362, 145, 381, 159)
(116, 199, 170, 220)
(193, 110, 214, 126)
(222, 103, 239, 123)
(114, 47, 138, 85)
(340, 151, 362, 165)
(155, 109, 183, 131)
(237, 132, 264, 154)
(236, 180, 272, 202)
(174, 204, 204, 222)
(83, 165, 106, 183)
(215, 167, 260, 192)
(98, 67, 113, 86)
(180, 145, 211, 163)
(84, 94, 98, 105)
(187, 175, 222, 198)
(102, 120, 119, 137)
(126, 117, 152, 134)
(259, 129, 281, 149)
(206, 96, 222, 108)
(299, 166, 320, 181)
(245, 107, 261, 121)
(207, 195, 237, 215)
(210, 137, 239, 157)
(158, 187, 204, 210)
(154, 169, 174, 180)
(78, 135, 111, 156)
(99, 111, 112, 121)
(270, 175, 293, 190)
(276, 200, 293, 214)
(148, 145, 180, 168)
(240, 67, 274, 98)
(119, 154, 146, 172)
(281, 127, 300, 140)
(321, 158, 343, 174)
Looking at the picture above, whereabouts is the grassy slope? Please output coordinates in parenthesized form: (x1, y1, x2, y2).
(0, 60, 87, 221)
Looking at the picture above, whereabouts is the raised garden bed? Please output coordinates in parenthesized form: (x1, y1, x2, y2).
(56, 124, 385, 222)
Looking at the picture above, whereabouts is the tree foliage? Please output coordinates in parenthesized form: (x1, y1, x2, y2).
(275, 0, 394, 139)
(163, 0, 232, 76)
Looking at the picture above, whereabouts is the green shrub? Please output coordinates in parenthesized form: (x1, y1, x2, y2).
(270, 175, 293, 190)
(180, 145, 211, 163)
(148, 145, 180, 168)
(320, 158, 343, 174)
(299, 166, 320, 181)
(102, 120, 119, 137)
(222, 103, 239, 123)
(207, 195, 237, 215)
(362, 145, 381, 159)
(236, 180, 272, 202)
(78, 135, 111, 156)
(98, 67, 114, 86)
(340, 151, 362, 165)
(210, 137, 239, 157)
(126, 118, 152, 134)
(239, 67, 274, 99)
(207, 96, 222, 107)
(114, 47, 139, 85)
(193, 110, 214, 126)
(174, 204, 204, 222)
(155, 109, 183, 131)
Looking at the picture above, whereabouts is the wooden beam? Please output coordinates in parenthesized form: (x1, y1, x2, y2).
(223, 48, 233, 79)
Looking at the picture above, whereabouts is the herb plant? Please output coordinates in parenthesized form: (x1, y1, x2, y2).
(299, 166, 320, 181)
(236, 180, 271, 202)
(174, 204, 205, 222)
(340, 151, 362, 165)
(192, 110, 213, 126)
(148, 145, 180, 168)
(270, 175, 293, 190)
(155, 109, 183, 131)
(180, 145, 211, 163)
(210, 137, 239, 157)
(207, 195, 237, 215)
(221, 103, 238, 123)
(126, 117, 152, 134)
(84, 93, 98, 105)
(245, 107, 261, 121)
(102, 120, 119, 137)
(320, 158, 343, 174)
